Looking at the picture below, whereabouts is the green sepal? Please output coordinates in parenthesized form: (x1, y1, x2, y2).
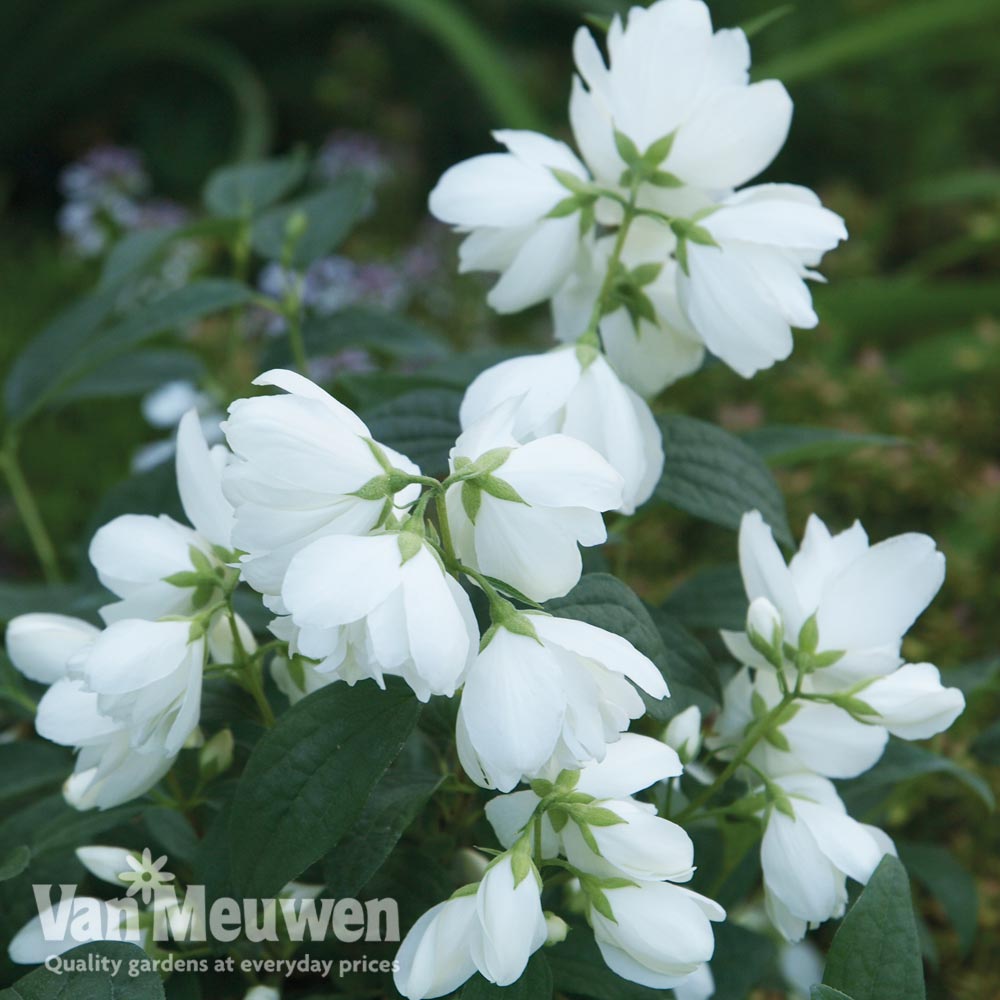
(164, 571, 204, 589)
(613, 130, 642, 169)
(461, 481, 482, 524)
(450, 882, 480, 900)
(640, 131, 677, 170)
(555, 769, 581, 792)
(798, 612, 820, 654)
(478, 474, 527, 505)
(397, 530, 423, 565)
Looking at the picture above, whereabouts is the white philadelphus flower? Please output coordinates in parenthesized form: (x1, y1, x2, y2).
(8, 896, 142, 964)
(276, 529, 478, 701)
(6, 614, 175, 809)
(589, 881, 724, 989)
(222, 369, 420, 604)
(677, 185, 847, 378)
(428, 130, 591, 313)
(674, 964, 716, 1000)
(243, 989, 281, 1000)
(570, 0, 792, 193)
(560, 798, 695, 883)
(445, 399, 623, 602)
(485, 733, 684, 854)
(459, 344, 663, 514)
(394, 854, 546, 999)
(726, 510, 948, 687)
(859, 662, 966, 740)
(458, 615, 667, 792)
(761, 772, 895, 941)
(552, 221, 705, 398)
(75, 845, 136, 886)
(90, 408, 236, 623)
(664, 705, 703, 763)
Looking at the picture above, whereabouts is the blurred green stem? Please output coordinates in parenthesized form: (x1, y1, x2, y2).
(0, 432, 63, 584)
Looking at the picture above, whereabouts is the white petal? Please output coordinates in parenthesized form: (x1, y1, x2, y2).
(576, 732, 683, 797)
(176, 409, 235, 547)
(5, 614, 99, 685)
(738, 511, 805, 637)
(861, 662, 965, 739)
(487, 217, 581, 313)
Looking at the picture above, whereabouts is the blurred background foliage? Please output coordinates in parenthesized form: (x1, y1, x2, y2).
(0, 0, 998, 997)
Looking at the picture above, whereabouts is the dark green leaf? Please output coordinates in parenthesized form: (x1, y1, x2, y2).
(53, 349, 204, 406)
(143, 808, 200, 867)
(711, 922, 778, 1000)
(229, 678, 421, 898)
(323, 763, 441, 897)
(460, 952, 553, 998)
(547, 930, 664, 1000)
(0, 941, 165, 999)
(839, 738, 994, 815)
(662, 564, 747, 632)
(203, 153, 307, 217)
(0, 583, 102, 625)
(972, 717, 1000, 764)
(811, 988, 855, 1000)
(742, 425, 902, 466)
(0, 845, 30, 882)
(545, 574, 671, 719)
(648, 607, 722, 709)
(947, 656, 1000, 697)
(97, 227, 180, 292)
(0, 742, 72, 805)
(251, 173, 372, 265)
(897, 842, 978, 956)
(362, 388, 462, 477)
(823, 855, 925, 1000)
(655, 414, 792, 547)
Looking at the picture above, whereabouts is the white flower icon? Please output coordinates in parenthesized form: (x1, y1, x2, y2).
(119, 848, 175, 904)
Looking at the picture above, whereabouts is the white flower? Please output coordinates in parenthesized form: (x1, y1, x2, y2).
(560, 798, 695, 883)
(552, 221, 705, 397)
(7, 614, 175, 809)
(445, 399, 623, 602)
(394, 894, 480, 999)
(726, 510, 947, 689)
(664, 705, 702, 763)
(859, 662, 965, 740)
(429, 130, 590, 313)
(677, 185, 847, 377)
(90, 408, 236, 623)
(277, 529, 478, 701)
(75, 845, 136, 886)
(8, 896, 142, 964)
(570, 0, 792, 192)
(471, 854, 547, 986)
(244, 988, 281, 1000)
(675, 964, 716, 1000)
(760, 772, 895, 941)
(222, 369, 420, 603)
(459, 344, 663, 514)
(589, 881, 724, 989)
(394, 854, 546, 999)
(69, 619, 205, 758)
(458, 615, 667, 792)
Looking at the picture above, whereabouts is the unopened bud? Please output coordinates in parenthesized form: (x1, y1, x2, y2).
(747, 597, 784, 668)
(544, 911, 570, 946)
(199, 729, 234, 779)
(663, 705, 702, 763)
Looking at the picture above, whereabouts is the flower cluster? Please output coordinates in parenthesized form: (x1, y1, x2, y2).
(6, 413, 253, 808)
(395, 736, 723, 998)
(429, 0, 847, 386)
(704, 510, 965, 939)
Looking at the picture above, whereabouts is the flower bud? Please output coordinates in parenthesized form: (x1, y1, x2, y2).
(199, 728, 235, 780)
(663, 706, 702, 763)
(544, 912, 569, 946)
(746, 596, 784, 668)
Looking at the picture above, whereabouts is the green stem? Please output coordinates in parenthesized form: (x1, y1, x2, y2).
(0, 435, 63, 584)
(434, 491, 458, 566)
(286, 304, 308, 375)
(675, 692, 796, 824)
(227, 604, 275, 727)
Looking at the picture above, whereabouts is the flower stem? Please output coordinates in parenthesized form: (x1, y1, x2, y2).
(227, 603, 275, 727)
(674, 691, 796, 824)
(434, 491, 458, 566)
(0, 434, 63, 584)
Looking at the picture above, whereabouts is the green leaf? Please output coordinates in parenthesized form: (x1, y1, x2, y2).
(264, 307, 448, 369)
(545, 574, 673, 718)
(648, 607, 722, 709)
(323, 763, 441, 897)
(362, 388, 462, 477)
(0, 941, 165, 999)
(229, 678, 421, 898)
(0, 845, 30, 882)
(742, 425, 902, 465)
(823, 855, 925, 1000)
(547, 930, 664, 1000)
(8, 280, 252, 424)
(811, 988, 855, 1000)
(0, 742, 72, 806)
(460, 952, 553, 998)
(51, 349, 205, 406)
(655, 414, 793, 547)
(710, 922, 779, 1000)
(203, 153, 307, 217)
(897, 842, 978, 957)
(97, 226, 180, 293)
(971, 714, 1000, 762)
(840, 738, 994, 814)
(662, 563, 748, 632)
(251, 172, 373, 265)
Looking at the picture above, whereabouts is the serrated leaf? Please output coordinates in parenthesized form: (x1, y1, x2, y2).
(203, 153, 307, 217)
(823, 856, 925, 1000)
(655, 414, 792, 547)
(229, 678, 421, 897)
(251, 172, 372, 265)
